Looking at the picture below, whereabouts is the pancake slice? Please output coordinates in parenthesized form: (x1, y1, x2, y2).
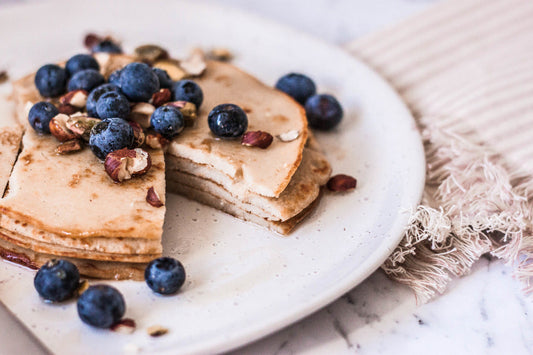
(168, 60, 308, 198)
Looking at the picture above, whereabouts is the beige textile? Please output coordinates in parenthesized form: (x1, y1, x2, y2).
(347, 0, 533, 301)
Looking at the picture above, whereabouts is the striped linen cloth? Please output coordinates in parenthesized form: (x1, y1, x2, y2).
(347, 0, 533, 301)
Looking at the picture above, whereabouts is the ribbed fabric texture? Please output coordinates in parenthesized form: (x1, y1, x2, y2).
(347, 0, 533, 301)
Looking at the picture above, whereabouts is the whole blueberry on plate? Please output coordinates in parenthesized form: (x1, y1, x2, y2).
(28, 101, 59, 134)
(171, 80, 203, 108)
(34, 259, 80, 302)
(91, 39, 122, 54)
(108, 69, 122, 88)
(207, 103, 248, 138)
(67, 69, 105, 92)
(150, 106, 184, 139)
(34, 64, 67, 97)
(77, 285, 125, 328)
(89, 118, 134, 160)
(275, 73, 316, 105)
(65, 54, 100, 77)
(86, 83, 121, 117)
(304, 94, 343, 130)
(120, 62, 160, 102)
(145, 257, 186, 295)
(96, 91, 130, 119)
(152, 68, 173, 89)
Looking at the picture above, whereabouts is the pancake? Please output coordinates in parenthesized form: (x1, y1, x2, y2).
(0, 50, 330, 277)
(1, 55, 166, 278)
(165, 146, 331, 224)
(168, 60, 308, 198)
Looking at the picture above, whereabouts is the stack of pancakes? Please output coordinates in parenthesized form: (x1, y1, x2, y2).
(0, 52, 330, 279)
(166, 60, 331, 234)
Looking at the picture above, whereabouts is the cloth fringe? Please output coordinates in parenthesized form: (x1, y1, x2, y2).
(382, 122, 531, 302)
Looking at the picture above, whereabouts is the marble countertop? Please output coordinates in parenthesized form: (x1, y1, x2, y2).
(0, 1, 531, 354)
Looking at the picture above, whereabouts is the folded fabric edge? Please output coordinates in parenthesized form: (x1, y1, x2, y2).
(381, 122, 531, 302)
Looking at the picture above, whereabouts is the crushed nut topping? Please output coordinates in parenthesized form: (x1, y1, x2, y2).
(77, 280, 89, 296)
(130, 102, 155, 129)
(144, 133, 169, 150)
(128, 121, 146, 148)
(326, 174, 357, 192)
(180, 48, 207, 77)
(111, 318, 136, 334)
(55, 139, 83, 155)
(277, 130, 300, 142)
(165, 101, 197, 126)
(146, 187, 164, 208)
(242, 130, 273, 149)
(66, 116, 100, 141)
(0, 70, 8, 84)
(59, 90, 88, 108)
(147, 325, 168, 337)
(50, 114, 78, 142)
(153, 59, 186, 81)
(150, 88, 172, 107)
(104, 148, 152, 182)
(134, 44, 169, 64)
(207, 48, 233, 62)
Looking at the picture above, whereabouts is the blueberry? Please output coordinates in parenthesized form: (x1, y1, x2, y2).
(150, 106, 184, 139)
(65, 54, 100, 77)
(145, 257, 186, 295)
(207, 103, 248, 138)
(34, 259, 80, 302)
(108, 69, 122, 88)
(120, 62, 160, 102)
(28, 101, 59, 134)
(152, 68, 173, 89)
(304, 94, 343, 130)
(34, 64, 67, 97)
(91, 40, 122, 54)
(96, 91, 130, 120)
(67, 69, 105, 92)
(86, 83, 121, 117)
(77, 285, 125, 328)
(89, 118, 134, 160)
(171, 80, 203, 108)
(275, 73, 316, 105)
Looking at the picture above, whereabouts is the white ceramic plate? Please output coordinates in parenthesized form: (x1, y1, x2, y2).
(0, 1, 425, 354)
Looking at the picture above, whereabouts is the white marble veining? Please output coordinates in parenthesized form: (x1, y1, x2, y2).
(1, 1, 531, 354)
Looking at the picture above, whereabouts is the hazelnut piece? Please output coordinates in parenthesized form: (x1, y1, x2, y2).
(66, 116, 101, 141)
(144, 133, 169, 150)
(180, 48, 206, 77)
(49, 114, 78, 142)
(104, 148, 152, 182)
(150, 88, 172, 107)
(153, 59, 186, 81)
(59, 90, 88, 108)
(164, 101, 197, 126)
(326, 174, 357, 192)
(128, 121, 145, 148)
(242, 131, 273, 149)
(134, 44, 169, 64)
(130, 102, 155, 129)
(147, 325, 168, 337)
(55, 139, 83, 155)
(146, 187, 164, 208)
(111, 318, 136, 334)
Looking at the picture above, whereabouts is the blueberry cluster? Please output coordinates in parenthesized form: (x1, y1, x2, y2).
(34, 256, 186, 329)
(275, 73, 343, 130)
(30, 51, 207, 164)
